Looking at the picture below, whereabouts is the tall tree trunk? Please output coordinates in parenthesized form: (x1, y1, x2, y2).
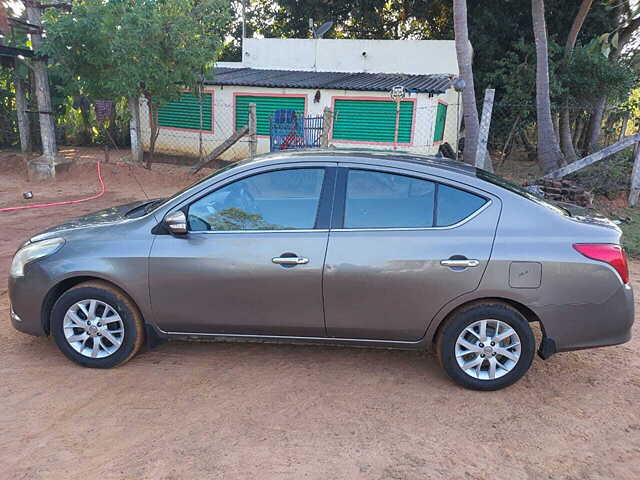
(13, 62, 32, 154)
(587, 95, 607, 152)
(453, 0, 480, 164)
(532, 0, 564, 173)
(26, 4, 57, 164)
(560, 0, 592, 163)
(145, 95, 159, 169)
(128, 96, 143, 163)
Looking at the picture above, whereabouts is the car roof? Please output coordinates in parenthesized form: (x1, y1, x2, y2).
(237, 148, 480, 178)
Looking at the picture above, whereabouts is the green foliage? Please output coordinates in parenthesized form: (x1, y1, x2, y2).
(220, 0, 453, 61)
(42, 0, 231, 104)
(563, 44, 636, 107)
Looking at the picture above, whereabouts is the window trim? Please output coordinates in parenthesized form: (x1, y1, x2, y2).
(329, 96, 417, 146)
(331, 166, 491, 232)
(183, 165, 337, 234)
(433, 99, 448, 145)
(156, 89, 216, 134)
(233, 92, 308, 139)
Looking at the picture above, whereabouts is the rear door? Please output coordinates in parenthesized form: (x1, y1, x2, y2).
(323, 164, 501, 341)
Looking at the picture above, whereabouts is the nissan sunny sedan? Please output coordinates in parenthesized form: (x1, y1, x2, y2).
(9, 150, 634, 390)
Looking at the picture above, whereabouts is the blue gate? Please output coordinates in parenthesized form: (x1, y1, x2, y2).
(269, 110, 323, 152)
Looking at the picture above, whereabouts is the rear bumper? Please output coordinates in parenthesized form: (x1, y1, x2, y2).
(538, 283, 634, 353)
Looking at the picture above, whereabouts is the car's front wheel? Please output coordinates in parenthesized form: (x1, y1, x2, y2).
(437, 301, 535, 391)
(51, 281, 145, 368)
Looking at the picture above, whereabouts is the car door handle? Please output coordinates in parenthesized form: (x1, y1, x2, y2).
(440, 259, 480, 268)
(272, 256, 309, 265)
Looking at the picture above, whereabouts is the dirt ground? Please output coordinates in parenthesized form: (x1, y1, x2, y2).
(0, 148, 639, 480)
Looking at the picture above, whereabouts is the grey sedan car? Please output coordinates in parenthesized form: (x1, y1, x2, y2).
(9, 150, 634, 390)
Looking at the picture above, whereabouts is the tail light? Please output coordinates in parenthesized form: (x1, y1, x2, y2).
(573, 244, 629, 284)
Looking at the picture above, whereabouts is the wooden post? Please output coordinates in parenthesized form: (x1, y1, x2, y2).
(629, 141, 640, 206)
(320, 107, 332, 148)
(475, 88, 495, 172)
(248, 103, 257, 159)
(128, 97, 143, 163)
(26, 3, 57, 167)
(13, 62, 31, 154)
(545, 133, 640, 179)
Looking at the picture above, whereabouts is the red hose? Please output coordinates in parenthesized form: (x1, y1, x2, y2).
(0, 162, 105, 213)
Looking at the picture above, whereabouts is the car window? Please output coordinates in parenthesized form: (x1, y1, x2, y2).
(435, 184, 487, 227)
(188, 168, 325, 231)
(345, 170, 436, 228)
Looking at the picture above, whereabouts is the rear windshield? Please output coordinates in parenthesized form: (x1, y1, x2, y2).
(476, 170, 570, 217)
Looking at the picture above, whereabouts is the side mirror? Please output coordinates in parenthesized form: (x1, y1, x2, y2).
(164, 211, 188, 235)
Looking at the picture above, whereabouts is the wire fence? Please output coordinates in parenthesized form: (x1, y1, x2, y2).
(2, 94, 635, 171)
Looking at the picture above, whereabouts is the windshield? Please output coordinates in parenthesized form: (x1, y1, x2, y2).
(148, 162, 240, 213)
(476, 169, 570, 217)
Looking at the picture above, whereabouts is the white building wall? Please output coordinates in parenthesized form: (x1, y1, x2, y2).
(140, 85, 460, 162)
(240, 38, 458, 75)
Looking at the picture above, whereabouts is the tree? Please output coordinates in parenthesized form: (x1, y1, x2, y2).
(559, 0, 593, 162)
(42, 0, 231, 167)
(453, 0, 480, 164)
(585, 1, 640, 152)
(532, 0, 564, 173)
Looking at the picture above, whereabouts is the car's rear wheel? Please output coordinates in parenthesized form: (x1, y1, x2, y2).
(436, 302, 535, 391)
(51, 281, 145, 368)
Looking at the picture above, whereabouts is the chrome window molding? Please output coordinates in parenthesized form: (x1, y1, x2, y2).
(188, 229, 330, 235)
(334, 199, 492, 232)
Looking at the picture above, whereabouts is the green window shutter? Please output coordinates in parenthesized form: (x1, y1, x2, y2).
(433, 102, 448, 142)
(157, 92, 213, 131)
(332, 99, 414, 143)
(235, 95, 306, 135)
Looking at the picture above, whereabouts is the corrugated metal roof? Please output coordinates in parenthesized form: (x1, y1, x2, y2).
(206, 67, 451, 94)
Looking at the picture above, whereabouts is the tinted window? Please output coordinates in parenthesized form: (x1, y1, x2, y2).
(345, 170, 436, 228)
(188, 168, 325, 231)
(436, 184, 487, 227)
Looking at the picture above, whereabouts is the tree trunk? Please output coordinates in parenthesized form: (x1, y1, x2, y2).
(453, 0, 480, 164)
(13, 63, 31, 154)
(128, 96, 143, 163)
(145, 96, 159, 169)
(26, 4, 57, 163)
(559, 0, 592, 162)
(531, 0, 564, 173)
(587, 95, 606, 153)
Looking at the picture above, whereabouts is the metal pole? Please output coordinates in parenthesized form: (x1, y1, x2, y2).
(198, 91, 203, 163)
(241, 0, 246, 61)
(393, 97, 400, 151)
(456, 92, 461, 161)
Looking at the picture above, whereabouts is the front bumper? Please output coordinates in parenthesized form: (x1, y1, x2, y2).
(8, 265, 52, 337)
(538, 282, 634, 353)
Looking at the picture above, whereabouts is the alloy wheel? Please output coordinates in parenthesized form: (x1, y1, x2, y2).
(455, 319, 521, 380)
(62, 299, 125, 359)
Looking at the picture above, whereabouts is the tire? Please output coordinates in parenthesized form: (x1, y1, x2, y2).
(436, 301, 535, 391)
(51, 281, 145, 368)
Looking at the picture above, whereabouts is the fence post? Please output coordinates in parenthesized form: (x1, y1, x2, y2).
(320, 107, 333, 148)
(248, 103, 257, 159)
(475, 88, 495, 172)
(628, 141, 640, 206)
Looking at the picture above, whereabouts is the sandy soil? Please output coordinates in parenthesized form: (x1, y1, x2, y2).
(0, 148, 639, 480)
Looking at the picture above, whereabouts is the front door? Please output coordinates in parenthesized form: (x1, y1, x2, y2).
(149, 165, 336, 336)
(323, 166, 500, 341)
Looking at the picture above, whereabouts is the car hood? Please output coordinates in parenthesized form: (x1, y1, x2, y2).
(30, 199, 153, 241)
